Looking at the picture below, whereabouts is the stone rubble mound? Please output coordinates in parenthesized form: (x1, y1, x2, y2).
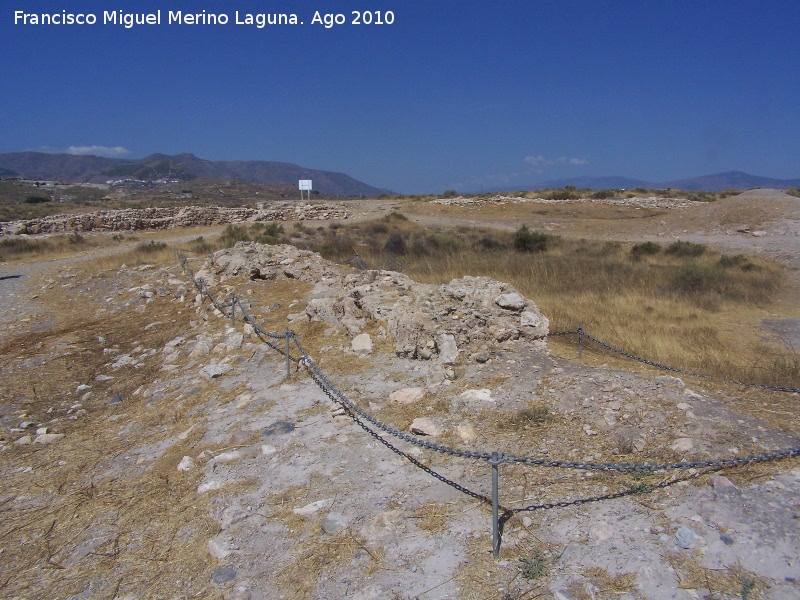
(196, 242, 550, 361)
(431, 194, 700, 210)
(1, 203, 349, 235)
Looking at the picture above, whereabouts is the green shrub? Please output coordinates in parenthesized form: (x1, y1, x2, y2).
(384, 232, 407, 255)
(68, 232, 84, 244)
(666, 240, 706, 257)
(138, 240, 167, 253)
(441, 189, 458, 198)
(24, 195, 50, 204)
(519, 550, 548, 580)
(631, 241, 661, 260)
(513, 225, 552, 252)
(476, 236, 501, 250)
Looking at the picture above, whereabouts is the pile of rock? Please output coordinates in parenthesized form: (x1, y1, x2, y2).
(431, 194, 699, 210)
(1, 203, 350, 235)
(196, 242, 549, 363)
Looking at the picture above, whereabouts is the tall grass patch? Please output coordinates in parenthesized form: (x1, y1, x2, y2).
(287, 217, 790, 387)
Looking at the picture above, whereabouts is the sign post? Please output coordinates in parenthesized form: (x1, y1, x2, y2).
(299, 179, 312, 201)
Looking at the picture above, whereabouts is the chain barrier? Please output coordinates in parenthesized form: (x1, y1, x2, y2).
(176, 251, 800, 556)
(548, 325, 800, 394)
(334, 253, 368, 270)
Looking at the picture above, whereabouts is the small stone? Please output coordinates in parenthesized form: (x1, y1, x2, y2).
(459, 389, 494, 402)
(262, 421, 295, 436)
(351, 333, 373, 355)
(522, 516, 533, 528)
(409, 417, 441, 436)
(76, 384, 92, 395)
(456, 423, 477, 442)
(81, 391, 94, 402)
(35, 427, 48, 435)
(473, 350, 491, 364)
(389, 387, 425, 405)
(495, 293, 526, 311)
(34, 433, 65, 444)
(211, 565, 237, 584)
(13, 435, 32, 446)
(200, 363, 231, 380)
(294, 499, 333, 516)
(418, 347, 432, 360)
(675, 526, 703, 549)
(321, 512, 349, 535)
(210, 451, 241, 465)
(198, 481, 223, 494)
(671, 438, 694, 452)
(261, 444, 277, 456)
(177, 456, 195, 471)
(438, 333, 459, 364)
(708, 474, 739, 497)
(208, 539, 231, 559)
(677, 402, 692, 411)
(520, 311, 540, 327)
(720, 534, 735, 546)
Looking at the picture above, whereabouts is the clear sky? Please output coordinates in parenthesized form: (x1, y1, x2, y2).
(2, 0, 799, 193)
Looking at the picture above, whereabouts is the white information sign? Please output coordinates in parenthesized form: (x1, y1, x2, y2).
(299, 180, 312, 190)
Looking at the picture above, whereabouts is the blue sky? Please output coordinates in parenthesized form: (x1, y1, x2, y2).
(2, 0, 799, 193)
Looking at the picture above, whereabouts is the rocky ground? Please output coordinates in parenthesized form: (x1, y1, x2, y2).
(1, 226, 800, 599)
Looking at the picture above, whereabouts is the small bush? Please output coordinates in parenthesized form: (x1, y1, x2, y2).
(138, 240, 167, 253)
(630, 241, 661, 260)
(513, 225, 552, 252)
(519, 550, 548, 580)
(476, 236, 501, 250)
(508, 406, 551, 428)
(384, 232, 408, 255)
(591, 189, 615, 199)
(189, 236, 213, 253)
(666, 240, 706, 257)
(365, 222, 388, 235)
(24, 195, 50, 204)
(441, 189, 458, 198)
(219, 224, 251, 245)
(68, 232, 84, 244)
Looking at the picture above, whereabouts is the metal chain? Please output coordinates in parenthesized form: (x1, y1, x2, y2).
(177, 252, 800, 475)
(549, 325, 800, 394)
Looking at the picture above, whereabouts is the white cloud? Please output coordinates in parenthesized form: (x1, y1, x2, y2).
(66, 145, 131, 158)
(524, 154, 589, 170)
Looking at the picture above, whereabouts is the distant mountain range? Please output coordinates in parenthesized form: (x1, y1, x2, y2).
(515, 171, 800, 193)
(0, 152, 393, 197)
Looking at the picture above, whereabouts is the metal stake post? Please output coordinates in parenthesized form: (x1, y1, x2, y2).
(491, 452, 501, 557)
(578, 322, 583, 359)
(285, 329, 291, 377)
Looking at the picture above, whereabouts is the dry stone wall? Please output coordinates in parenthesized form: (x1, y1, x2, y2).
(1, 203, 349, 236)
(196, 242, 550, 362)
(432, 194, 700, 209)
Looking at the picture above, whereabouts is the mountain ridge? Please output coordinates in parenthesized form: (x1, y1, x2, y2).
(501, 170, 800, 193)
(0, 152, 393, 197)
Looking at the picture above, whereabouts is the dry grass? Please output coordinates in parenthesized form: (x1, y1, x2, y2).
(281, 215, 798, 392)
(0, 273, 224, 597)
(667, 553, 766, 599)
(275, 531, 380, 599)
